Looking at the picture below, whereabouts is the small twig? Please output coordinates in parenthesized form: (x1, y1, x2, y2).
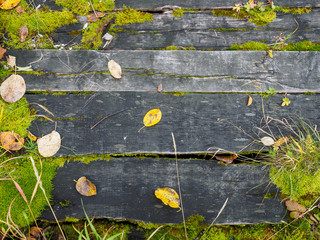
(88, 0, 98, 17)
(90, 109, 126, 129)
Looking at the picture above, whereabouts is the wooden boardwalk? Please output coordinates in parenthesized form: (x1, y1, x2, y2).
(4, 0, 320, 225)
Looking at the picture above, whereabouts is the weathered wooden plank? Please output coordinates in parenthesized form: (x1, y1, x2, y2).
(108, 10, 319, 50)
(40, 158, 286, 224)
(26, 93, 320, 156)
(114, 0, 320, 9)
(10, 50, 320, 93)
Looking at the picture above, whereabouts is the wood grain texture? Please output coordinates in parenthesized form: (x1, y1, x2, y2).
(114, 0, 320, 9)
(26, 92, 320, 156)
(108, 10, 320, 50)
(40, 158, 286, 224)
(10, 50, 320, 93)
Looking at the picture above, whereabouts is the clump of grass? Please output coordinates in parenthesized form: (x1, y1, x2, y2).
(268, 120, 320, 206)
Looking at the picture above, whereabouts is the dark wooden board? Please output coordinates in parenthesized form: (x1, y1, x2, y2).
(108, 10, 320, 50)
(26, 92, 320, 156)
(40, 158, 286, 224)
(114, 0, 320, 9)
(9, 50, 320, 93)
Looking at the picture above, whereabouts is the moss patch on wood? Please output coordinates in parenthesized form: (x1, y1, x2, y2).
(229, 41, 320, 51)
(55, 0, 114, 15)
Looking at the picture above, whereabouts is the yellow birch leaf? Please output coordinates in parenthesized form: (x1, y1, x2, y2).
(0, 0, 21, 9)
(247, 95, 252, 106)
(268, 50, 273, 58)
(155, 187, 180, 209)
(143, 109, 162, 127)
(75, 176, 97, 196)
(281, 97, 290, 107)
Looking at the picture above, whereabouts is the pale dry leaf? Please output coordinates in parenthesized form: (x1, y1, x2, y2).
(75, 176, 97, 196)
(247, 95, 252, 106)
(0, 46, 6, 59)
(0, 74, 26, 103)
(108, 60, 122, 79)
(285, 200, 307, 213)
(157, 84, 163, 93)
(37, 130, 61, 157)
(18, 25, 28, 42)
(261, 136, 274, 146)
(6, 55, 16, 68)
(0, 0, 21, 9)
(0, 131, 24, 151)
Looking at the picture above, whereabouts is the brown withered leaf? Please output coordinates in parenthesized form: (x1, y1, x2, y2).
(87, 11, 106, 22)
(0, 46, 6, 60)
(15, 5, 24, 13)
(108, 59, 122, 79)
(18, 25, 28, 42)
(0, 74, 26, 103)
(285, 200, 307, 213)
(157, 84, 163, 93)
(274, 136, 289, 147)
(215, 154, 237, 164)
(6, 55, 16, 68)
(75, 176, 97, 196)
(30, 226, 42, 237)
(37, 130, 61, 157)
(0, 131, 24, 151)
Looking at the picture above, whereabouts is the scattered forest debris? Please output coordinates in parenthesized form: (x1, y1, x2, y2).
(0, 131, 24, 151)
(6, 55, 16, 68)
(75, 176, 97, 196)
(0, 74, 26, 103)
(155, 187, 181, 209)
(37, 130, 61, 157)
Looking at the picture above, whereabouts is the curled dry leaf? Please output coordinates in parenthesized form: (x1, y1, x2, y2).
(155, 187, 180, 209)
(285, 200, 307, 213)
(215, 154, 237, 164)
(37, 130, 61, 157)
(0, 46, 6, 59)
(87, 11, 106, 22)
(0, 131, 24, 151)
(15, 5, 23, 13)
(27, 131, 37, 141)
(6, 55, 16, 68)
(75, 176, 97, 196)
(247, 95, 252, 106)
(0, 74, 26, 103)
(274, 136, 289, 147)
(108, 59, 122, 79)
(18, 25, 28, 42)
(261, 136, 274, 146)
(0, 0, 21, 9)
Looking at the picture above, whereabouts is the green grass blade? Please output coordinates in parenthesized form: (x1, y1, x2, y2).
(104, 232, 125, 240)
(81, 199, 101, 240)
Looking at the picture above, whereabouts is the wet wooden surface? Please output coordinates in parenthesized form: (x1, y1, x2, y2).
(40, 158, 286, 224)
(9, 50, 320, 93)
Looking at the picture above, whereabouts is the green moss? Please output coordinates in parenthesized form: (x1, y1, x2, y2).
(211, 28, 250, 32)
(0, 2, 77, 48)
(165, 46, 196, 50)
(55, 0, 114, 15)
(212, 6, 310, 27)
(0, 97, 35, 138)
(229, 41, 269, 51)
(60, 200, 70, 207)
(64, 217, 80, 222)
(172, 9, 185, 18)
(282, 41, 320, 51)
(269, 126, 320, 206)
(114, 6, 153, 26)
(0, 64, 11, 81)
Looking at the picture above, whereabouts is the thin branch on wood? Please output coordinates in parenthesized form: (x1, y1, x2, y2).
(90, 109, 126, 129)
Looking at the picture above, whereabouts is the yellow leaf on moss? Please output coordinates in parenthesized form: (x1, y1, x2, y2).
(75, 176, 97, 196)
(143, 109, 162, 127)
(155, 187, 180, 209)
(0, 0, 20, 9)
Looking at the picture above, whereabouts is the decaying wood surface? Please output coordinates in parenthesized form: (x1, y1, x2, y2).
(40, 158, 286, 224)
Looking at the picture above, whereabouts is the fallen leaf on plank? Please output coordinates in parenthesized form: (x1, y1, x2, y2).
(108, 59, 122, 79)
(138, 109, 162, 132)
(155, 187, 180, 209)
(75, 176, 97, 196)
(247, 95, 252, 106)
(37, 130, 61, 157)
(215, 154, 237, 164)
